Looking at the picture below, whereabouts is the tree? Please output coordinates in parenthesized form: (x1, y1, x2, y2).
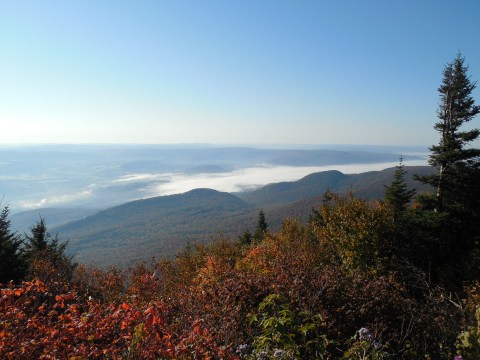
(23, 217, 76, 282)
(384, 156, 416, 219)
(253, 210, 268, 243)
(23, 216, 49, 254)
(238, 229, 253, 246)
(383, 158, 418, 269)
(312, 192, 394, 272)
(0, 205, 25, 283)
(414, 54, 480, 287)
(417, 53, 480, 212)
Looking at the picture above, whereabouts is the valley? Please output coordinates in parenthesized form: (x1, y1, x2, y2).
(11, 164, 434, 266)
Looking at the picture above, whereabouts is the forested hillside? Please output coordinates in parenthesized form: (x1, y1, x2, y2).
(1, 54, 480, 359)
(10, 208, 99, 234)
(52, 165, 434, 266)
(237, 165, 434, 205)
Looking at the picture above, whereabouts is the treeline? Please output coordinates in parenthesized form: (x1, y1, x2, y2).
(1, 54, 480, 359)
(0, 210, 75, 285)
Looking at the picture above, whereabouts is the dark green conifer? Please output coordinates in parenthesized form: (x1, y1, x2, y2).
(239, 229, 253, 246)
(24, 217, 49, 254)
(0, 205, 25, 283)
(413, 54, 480, 287)
(416, 53, 480, 213)
(253, 210, 268, 243)
(24, 217, 76, 282)
(384, 156, 416, 218)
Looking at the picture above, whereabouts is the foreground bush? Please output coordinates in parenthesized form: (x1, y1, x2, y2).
(0, 194, 469, 358)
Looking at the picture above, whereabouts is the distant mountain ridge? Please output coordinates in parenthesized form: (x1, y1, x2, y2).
(1, 144, 424, 211)
(237, 170, 348, 205)
(13, 166, 435, 266)
(10, 208, 100, 235)
(237, 166, 434, 205)
(56, 189, 252, 266)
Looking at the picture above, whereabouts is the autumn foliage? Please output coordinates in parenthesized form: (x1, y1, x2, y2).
(2, 192, 476, 359)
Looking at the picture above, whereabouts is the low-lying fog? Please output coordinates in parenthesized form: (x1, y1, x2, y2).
(144, 159, 429, 197)
(0, 145, 428, 212)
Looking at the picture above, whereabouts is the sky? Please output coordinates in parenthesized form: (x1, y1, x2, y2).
(1, 1, 480, 146)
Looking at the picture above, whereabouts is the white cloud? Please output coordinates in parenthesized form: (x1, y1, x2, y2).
(19, 188, 94, 209)
(16, 158, 429, 211)
(144, 159, 428, 197)
(111, 173, 172, 183)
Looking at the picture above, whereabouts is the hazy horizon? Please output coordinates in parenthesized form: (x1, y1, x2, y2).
(9, 158, 428, 212)
(0, 142, 430, 151)
(1, 144, 428, 213)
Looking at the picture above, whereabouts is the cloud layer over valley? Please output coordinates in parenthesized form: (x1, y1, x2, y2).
(1, 145, 428, 212)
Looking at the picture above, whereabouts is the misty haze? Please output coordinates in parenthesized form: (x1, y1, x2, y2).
(1, 144, 427, 213)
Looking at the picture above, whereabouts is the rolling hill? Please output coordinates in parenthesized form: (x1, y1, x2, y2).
(56, 189, 252, 266)
(45, 165, 436, 266)
(1, 144, 424, 212)
(237, 166, 434, 205)
(10, 208, 100, 235)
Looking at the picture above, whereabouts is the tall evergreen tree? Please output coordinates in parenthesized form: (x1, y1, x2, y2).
(414, 54, 480, 287)
(24, 217, 49, 255)
(23, 217, 76, 282)
(238, 229, 253, 246)
(0, 205, 25, 283)
(383, 157, 417, 265)
(384, 156, 416, 219)
(253, 210, 268, 243)
(417, 53, 480, 212)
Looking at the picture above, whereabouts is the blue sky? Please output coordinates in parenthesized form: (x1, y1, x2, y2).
(1, 1, 479, 146)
